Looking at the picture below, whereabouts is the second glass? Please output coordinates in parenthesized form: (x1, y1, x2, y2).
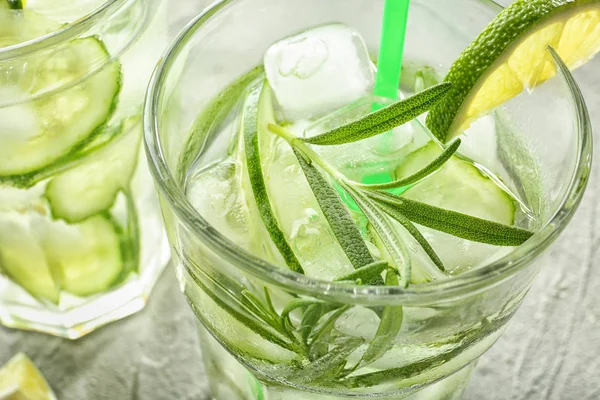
(0, 0, 170, 338)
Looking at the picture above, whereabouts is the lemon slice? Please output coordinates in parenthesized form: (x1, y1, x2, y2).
(426, 0, 600, 142)
(0, 353, 56, 400)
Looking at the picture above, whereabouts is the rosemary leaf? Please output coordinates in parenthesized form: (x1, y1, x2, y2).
(309, 306, 351, 360)
(293, 149, 383, 284)
(302, 83, 452, 146)
(299, 303, 341, 343)
(281, 299, 321, 323)
(342, 184, 412, 287)
(334, 260, 390, 283)
(294, 338, 364, 384)
(367, 191, 534, 246)
(378, 203, 446, 272)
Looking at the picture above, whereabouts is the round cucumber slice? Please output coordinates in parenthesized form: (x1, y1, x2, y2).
(396, 142, 515, 224)
(39, 215, 123, 297)
(0, 212, 59, 303)
(243, 83, 304, 273)
(396, 142, 517, 273)
(242, 82, 356, 279)
(45, 118, 141, 223)
(0, 37, 121, 177)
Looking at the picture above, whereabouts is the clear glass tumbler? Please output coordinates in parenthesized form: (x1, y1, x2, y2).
(0, 0, 171, 338)
(144, 0, 592, 398)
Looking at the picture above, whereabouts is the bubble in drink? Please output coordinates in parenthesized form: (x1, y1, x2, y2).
(264, 23, 375, 122)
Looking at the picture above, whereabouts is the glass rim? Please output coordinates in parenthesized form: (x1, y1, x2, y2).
(0, 0, 127, 62)
(143, 0, 593, 306)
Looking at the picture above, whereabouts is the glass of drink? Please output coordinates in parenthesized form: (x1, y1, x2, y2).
(144, 0, 593, 398)
(0, 0, 171, 338)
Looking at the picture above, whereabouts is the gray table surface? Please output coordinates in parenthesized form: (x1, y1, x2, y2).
(2, 1, 600, 399)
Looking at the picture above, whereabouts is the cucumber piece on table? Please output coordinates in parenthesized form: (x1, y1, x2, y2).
(45, 118, 141, 223)
(0, 36, 121, 177)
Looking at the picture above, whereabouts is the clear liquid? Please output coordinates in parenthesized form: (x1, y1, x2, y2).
(184, 72, 533, 282)
(177, 69, 538, 397)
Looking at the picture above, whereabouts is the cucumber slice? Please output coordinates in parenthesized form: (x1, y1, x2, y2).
(242, 83, 356, 279)
(5, 119, 125, 189)
(396, 142, 515, 223)
(0, 212, 59, 303)
(0, 37, 121, 177)
(395, 142, 517, 273)
(45, 118, 141, 223)
(39, 215, 123, 297)
(184, 267, 297, 365)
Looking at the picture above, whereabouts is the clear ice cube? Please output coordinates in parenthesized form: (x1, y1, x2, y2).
(264, 23, 375, 122)
(186, 159, 252, 251)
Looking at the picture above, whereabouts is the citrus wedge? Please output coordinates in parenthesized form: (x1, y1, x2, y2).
(426, 0, 600, 142)
(0, 353, 56, 400)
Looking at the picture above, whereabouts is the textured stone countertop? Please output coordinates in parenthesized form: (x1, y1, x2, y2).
(1, 1, 600, 399)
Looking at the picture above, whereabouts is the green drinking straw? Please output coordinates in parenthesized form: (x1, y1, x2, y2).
(363, 0, 410, 186)
(374, 0, 410, 101)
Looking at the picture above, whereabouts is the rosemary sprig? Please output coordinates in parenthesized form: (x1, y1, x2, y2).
(212, 82, 535, 381)
(269, 121, 533, 282)
(334, 260, 390, 284)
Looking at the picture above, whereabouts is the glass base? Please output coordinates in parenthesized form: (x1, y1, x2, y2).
(0, 234, 170, 339)
(197, 322, 477, 400)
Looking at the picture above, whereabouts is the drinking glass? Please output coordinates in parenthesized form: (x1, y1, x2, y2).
(144, 0, 592, 397)
(0, 0, 171, 338)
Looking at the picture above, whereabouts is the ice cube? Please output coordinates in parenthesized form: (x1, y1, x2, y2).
(264, 23, 375, 122)
(187, 159, 252, 250)
(0, 87, 40, 142)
